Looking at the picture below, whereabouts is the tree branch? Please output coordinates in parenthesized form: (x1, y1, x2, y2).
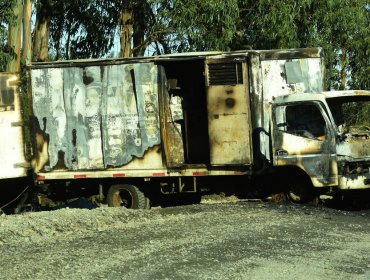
(131, 26, 176, 53)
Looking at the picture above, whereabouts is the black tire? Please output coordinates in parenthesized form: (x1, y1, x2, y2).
(144, 197, 151, 209)
(14, 189, 29, 214)
(107, 184, 148, 209)
(285, 181, 317, 204)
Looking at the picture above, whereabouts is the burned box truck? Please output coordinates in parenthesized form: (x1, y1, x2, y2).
(1, 47, 369, 211)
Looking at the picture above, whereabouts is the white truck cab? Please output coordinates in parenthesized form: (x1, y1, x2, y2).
(272, 90, 370, 200)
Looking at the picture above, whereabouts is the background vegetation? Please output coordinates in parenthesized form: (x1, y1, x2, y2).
(0, 0, 368, 91)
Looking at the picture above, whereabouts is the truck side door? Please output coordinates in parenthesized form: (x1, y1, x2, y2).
(205, 57, 253, 166)
(272, 101, 338, 187)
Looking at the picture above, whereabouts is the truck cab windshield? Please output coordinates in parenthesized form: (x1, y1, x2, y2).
(326, 97, 370, 135)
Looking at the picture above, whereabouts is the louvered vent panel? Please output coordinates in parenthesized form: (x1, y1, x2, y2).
(208, 62, 243, 85)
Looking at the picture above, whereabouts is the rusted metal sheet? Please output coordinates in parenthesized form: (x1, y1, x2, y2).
(337, 155, 370, 190)
(31, 63, 161, 172)
(158, 68, 184, 167)
(0, 73, 28, 179)
(337, 150, 370, 190)
(258, 47, 323, 61)
(261, 58, 323, 100)
(35, 162, 247, 180)
(338, 175, 370, 190)
(206, 59, 253, 165)
(248, 54, 271, 165)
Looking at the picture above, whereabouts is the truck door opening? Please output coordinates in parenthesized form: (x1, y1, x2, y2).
(159, 60, 210, 165)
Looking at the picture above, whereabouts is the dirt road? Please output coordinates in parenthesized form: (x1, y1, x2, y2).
(0, 198, 369, 280)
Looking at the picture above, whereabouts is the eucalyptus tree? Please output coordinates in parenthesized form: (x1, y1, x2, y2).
(33, 0, 54, 61)
(22, 0, 32, 65)
(49, 0, 117, 60)
(0, 0, 31, 69)
(112, 0, 239, 57)
(47, 0, 239, 58)
(0, 0, 18, 71)
(233, 0, 369, 91)
(150, 0, 239, 54)
(301, 0, 369, 90)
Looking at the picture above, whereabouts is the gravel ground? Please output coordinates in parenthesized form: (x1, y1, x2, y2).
(0, 196, 369, 280)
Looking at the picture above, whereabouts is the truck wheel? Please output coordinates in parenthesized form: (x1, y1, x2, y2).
(107, 184, 149, 209)
(285, 181, 317, 204)
(144, 197, 151, 209)
(14, 189, 29, 214)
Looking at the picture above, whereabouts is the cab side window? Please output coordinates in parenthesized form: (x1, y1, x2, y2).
(277, 104, 327, 140)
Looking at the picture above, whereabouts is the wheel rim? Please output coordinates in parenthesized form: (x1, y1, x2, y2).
(286, 182, 314, 204)
(111, 189, 133, 208)
(286, 190, 302, 203)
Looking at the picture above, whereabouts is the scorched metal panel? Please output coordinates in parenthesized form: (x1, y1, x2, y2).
(31, 63, 161, 172)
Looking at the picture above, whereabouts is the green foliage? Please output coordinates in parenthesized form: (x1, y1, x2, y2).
(245, 0, 310, 49)
(309, 0, 369, 90)
(342, 101, 370, 128)
(47, 0, 239, 58)
(3, 0, 368, 91)
(49, 0, 117, 59)
(233, 0, 369, 91)
(0, 0, 16, 71)
(152, 0, 239, 53)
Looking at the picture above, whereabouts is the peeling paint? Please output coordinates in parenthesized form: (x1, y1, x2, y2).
(31, 63, 160, 172)
(261, 58, 323, 100)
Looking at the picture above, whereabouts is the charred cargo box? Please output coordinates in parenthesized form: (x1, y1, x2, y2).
(29, 48, 324, 181)
(30, 57, 254, 179)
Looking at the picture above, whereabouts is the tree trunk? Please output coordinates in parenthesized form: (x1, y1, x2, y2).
(133, 8, 146, 57)
(6, 0, 23, 72)
(22, 0, 32, 65)
(32, 0, 52, 62)
(339, 47, 347, 90)
(119, 9, 133, 58)
(65, 21, 72, 60)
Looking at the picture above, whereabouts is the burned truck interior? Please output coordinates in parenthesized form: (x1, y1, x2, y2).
(158, 59, 210, 165)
